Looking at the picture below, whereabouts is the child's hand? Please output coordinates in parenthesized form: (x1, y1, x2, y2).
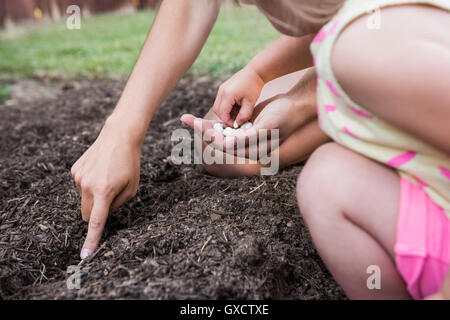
(70, 118, 141, 259)
(213, 65, 265, 128)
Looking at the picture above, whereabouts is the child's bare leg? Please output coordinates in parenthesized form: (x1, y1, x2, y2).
(297, 143, 410, 299)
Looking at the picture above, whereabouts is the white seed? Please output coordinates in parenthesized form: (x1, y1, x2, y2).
(241, 121, 253, 129)
(223, 127, 237, 136)
(233, 120, 239, 129)
(213, 123, 224, 133)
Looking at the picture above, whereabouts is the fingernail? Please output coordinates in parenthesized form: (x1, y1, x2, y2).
(80, 248, 91, 260)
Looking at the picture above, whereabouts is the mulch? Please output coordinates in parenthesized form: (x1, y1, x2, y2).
(0, 76, 345, 299)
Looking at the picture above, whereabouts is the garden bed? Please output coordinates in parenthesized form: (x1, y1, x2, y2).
(0, 77, 345, 299)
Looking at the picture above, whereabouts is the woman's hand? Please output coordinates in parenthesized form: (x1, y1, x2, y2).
(212, 65, 265, 128)
(71, 117, 141, 259)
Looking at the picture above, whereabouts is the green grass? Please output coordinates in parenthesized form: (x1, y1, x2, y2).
(0, 6, 279, 79)
(0, 85, 12, 102)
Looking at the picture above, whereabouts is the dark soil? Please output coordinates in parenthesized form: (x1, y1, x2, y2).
(0, 76, 346, 300)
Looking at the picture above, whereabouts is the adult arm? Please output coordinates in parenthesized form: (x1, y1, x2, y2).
(71, 0, 221, 259)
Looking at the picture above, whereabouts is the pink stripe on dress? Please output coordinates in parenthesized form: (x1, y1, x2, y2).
(438, 166, 450, 180)
(342, 126, 359, 139)
(347, 105, 373, 119)
(324, 104, 337, 113)
(325, 80, 340, 98)
(386, 151, 417, 168)
(415, 176, 429, 188)
(328, 20, 340, 36)
(312, 29, 327, 43)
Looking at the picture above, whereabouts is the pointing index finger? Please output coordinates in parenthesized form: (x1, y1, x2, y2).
(80, 196, 110, 259)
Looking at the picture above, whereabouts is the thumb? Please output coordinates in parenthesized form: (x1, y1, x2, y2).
(180, 114, 196, 129)
(216, 94, 235, 127)
(80, 197, 110, 259)
(235, 98, 254, 126)
(181, 114, 218, 133)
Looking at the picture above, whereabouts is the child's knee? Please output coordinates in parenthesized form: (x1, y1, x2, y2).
(296, 142, 345, 216)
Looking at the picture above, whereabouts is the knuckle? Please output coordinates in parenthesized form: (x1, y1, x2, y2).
(93, 181, 113, 195)
(89, 216, 103, 229)
(220, 107, 230, 118)
(80, 179, 90, 190)
(220, 85, 228, 96)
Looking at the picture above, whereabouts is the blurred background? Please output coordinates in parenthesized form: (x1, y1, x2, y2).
(0, 0, 279, 82)
(0, 0, 162, 27)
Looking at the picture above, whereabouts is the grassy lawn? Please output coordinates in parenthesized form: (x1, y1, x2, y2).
(0, 6, 280, 79)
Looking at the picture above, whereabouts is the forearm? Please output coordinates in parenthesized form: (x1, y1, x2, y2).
(248, 34, 315, 84)
(282, 68, 319, 135)
(287, 68, 317, 107)
(108, 0, 220, 146)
